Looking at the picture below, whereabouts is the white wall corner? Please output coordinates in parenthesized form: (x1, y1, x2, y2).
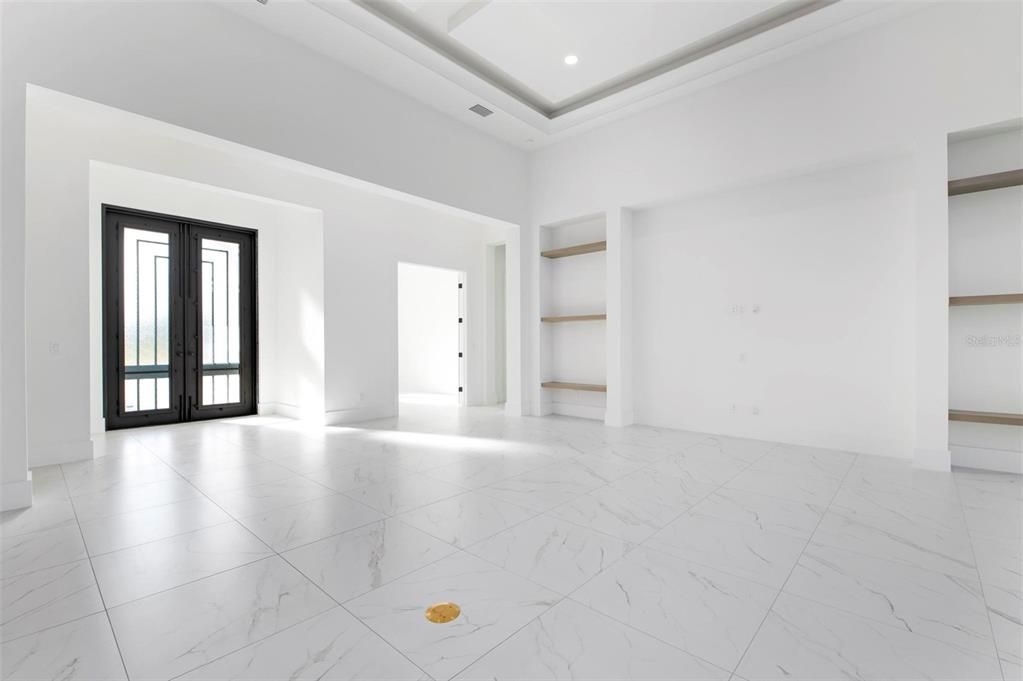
(536, 396, 555, 417)
(31, 438, 94, 468)
(503, 400, 524, 417)
(605, 206, 634, 427)
(604, 410, 636, 429)
(1, 473, 33, 512)
(914, 447, 952, 472)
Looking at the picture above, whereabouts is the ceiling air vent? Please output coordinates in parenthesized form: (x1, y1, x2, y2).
(469, 104, 494, 118)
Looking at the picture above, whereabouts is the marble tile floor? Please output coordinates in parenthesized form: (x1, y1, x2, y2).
(1, 405, 1020, 681)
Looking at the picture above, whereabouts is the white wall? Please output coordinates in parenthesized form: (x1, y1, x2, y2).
(1, 0, 527, 505)
(22, 87, 515, 471)
(398, 263, 461, 397)
(526, 1, 1022, 465)
(633, 159, 916, 457)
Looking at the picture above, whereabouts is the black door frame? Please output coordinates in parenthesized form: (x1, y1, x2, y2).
(102, 205, 259, 430)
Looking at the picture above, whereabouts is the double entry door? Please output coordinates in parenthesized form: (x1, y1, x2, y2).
(103, 206, 257, 430)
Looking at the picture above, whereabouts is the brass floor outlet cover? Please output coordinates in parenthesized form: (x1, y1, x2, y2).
(425, 602, 461, 623)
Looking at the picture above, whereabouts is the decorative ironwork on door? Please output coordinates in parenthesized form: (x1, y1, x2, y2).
(103, 207, 257, 430)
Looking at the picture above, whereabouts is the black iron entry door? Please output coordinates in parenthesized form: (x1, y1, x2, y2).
(103, 206, 257, 430)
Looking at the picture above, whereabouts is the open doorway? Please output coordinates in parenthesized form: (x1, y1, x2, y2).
(490, 243, 507, 405)
(397, 262, 465, 406)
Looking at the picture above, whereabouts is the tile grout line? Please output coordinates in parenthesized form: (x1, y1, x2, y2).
(127, 438, 388, 680)
(182, 436, 458, 681)
(439, 440, 786, 680)
(18, 430, 539, 619)
(726, 452, 860, 678)
(145, 434, 437, 681)
(755, 467, 1013, 669)
(56, 454, 133, 681)
(518, 437, 781, 548)
(952, 472, 1009, 681)
(22, 419, 988, 681)
(814, 478, 1002, 581)
(274, 544, 452, 680)
(439, 584, 571, 680)
(539, 442, 786, 676)
(299, 434, 674, 679)
(298, 425, 1010, 674)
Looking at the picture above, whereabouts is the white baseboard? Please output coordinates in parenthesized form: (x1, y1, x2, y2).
(324, 404, 395, 426)
(1, 475, 33, 511)
(550, 402, 605, 421)
(260, 402, 361, 426)
(951, 444, 1021, 474)
(913, 447, 951, 472)
(31, 439, 94, 468)
(604, 410, 635, 428)
(264, 402, 329, 424)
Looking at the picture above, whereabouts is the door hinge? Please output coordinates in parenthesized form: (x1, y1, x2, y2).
(458, 317, 463, 323)
(458, 352, 463, 358)
(458, 282, 463, 289)
(458, 386, 463, 393)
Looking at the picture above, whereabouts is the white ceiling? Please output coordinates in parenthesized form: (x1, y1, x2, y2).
(222, 0, 918, 149)
(418, 1, 785, 105)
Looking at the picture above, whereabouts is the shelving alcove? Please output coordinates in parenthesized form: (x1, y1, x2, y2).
(946, 123, 1023, 472)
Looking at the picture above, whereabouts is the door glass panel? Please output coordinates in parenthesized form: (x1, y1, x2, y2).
(200, 238, 241, 406)
(123, 227, 170, 412)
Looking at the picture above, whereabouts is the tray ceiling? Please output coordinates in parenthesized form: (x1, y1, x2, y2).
(224, 0, 913, 147)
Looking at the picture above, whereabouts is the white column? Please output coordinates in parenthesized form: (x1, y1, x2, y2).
(913, 137, 951, 470)
(503, 226, 525, 417)
(511, 220, 545, 417)
(605, 207, 633, 427)
(1, 8, 34, 509)
(531, 221, 551, 416)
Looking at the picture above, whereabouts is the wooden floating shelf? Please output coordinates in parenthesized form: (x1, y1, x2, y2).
(542, 381, 607, 393)
(948, 169, 1023, 196)
(541, 241, 607, 259)
(949, 410, 1023, 426)
(949, 294, 1023, 306)
(541, 314, 607, 323)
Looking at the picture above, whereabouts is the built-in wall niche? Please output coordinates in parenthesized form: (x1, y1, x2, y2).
(539, 213, 607, 420)
(947, 123, 1023, 473)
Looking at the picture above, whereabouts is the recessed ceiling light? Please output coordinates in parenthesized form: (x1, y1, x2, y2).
(564, 55, 579, 66)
